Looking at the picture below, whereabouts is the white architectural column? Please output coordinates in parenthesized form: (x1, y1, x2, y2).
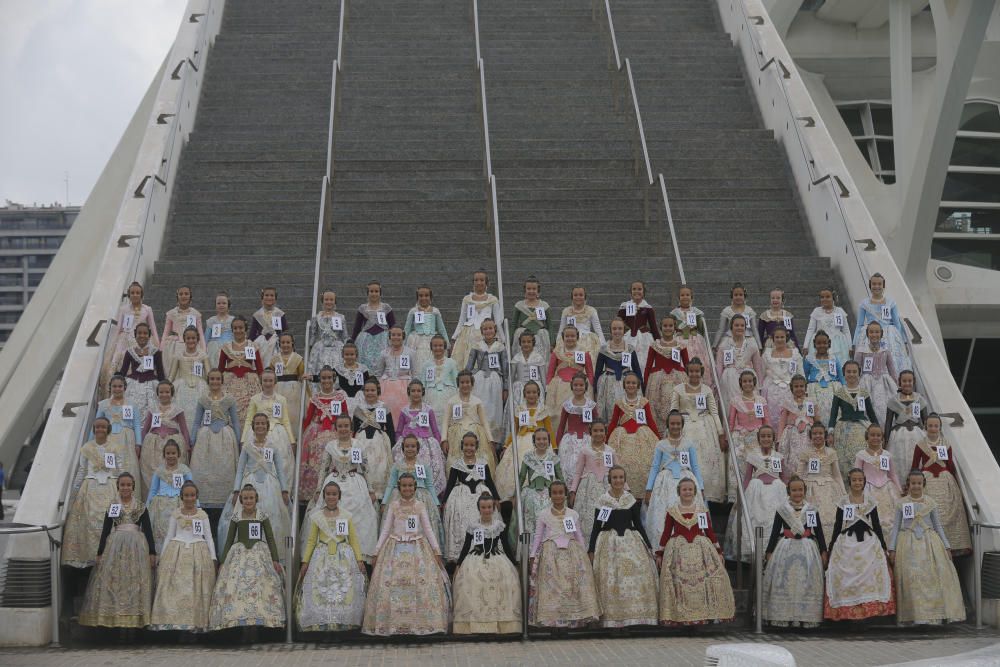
(890, 0, 913, 195)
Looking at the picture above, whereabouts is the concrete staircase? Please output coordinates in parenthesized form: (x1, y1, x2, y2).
(612, 0, 839, 319)
(146, 0, 339, 340)
(480, 0, 674, 320)
(323, 0, 490, 324)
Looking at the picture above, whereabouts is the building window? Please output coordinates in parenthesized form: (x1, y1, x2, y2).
(835, 101, 896, 184)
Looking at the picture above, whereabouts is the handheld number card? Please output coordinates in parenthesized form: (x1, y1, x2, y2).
(788, 360, 797, 374)
(769, 458, 782, 473)
(828, 360, 838, 376)
(274, 362, 284, 376)
(562, 516, 577, 533)
(192, 519, 205, 536)
(331, 402, 343, 416)
(597, 506, 612, 523)
(331, 316, 344, 331)
(518, 410, 530, 427)
(671, 347, 682, 363)
(543, 460, 555, 479)
(354, 370, 365, 385)
(103, 452, 117, 469)
(843, 505, 857, 521)
(695, 393, 707, 411)
(466, 304, 476, 325)
(686, 312, 697, 327)
(193, 361, 204, 378)
(405, 515, 418, 533)
(834, 313, 845, 328)
(625, 302, 637, 317)
(414, 311, 426, 325)
(678, 451, 691, 468)
(879, 453, 891, 471)
(603, 451, 614, 467)
(936, 445, 949, 461)
(336, 519, 349, 536)
(566, 316, 577, 327)
(528, 365, 539, 381)
(862, 356, 874, 374)
(488, 353, 500, 370)
(186, 314, 197, 328)
(122, 314, 135, 331)
(272, 403, 283, 419)
(574, 351, 586, 365)
(151, 413, 162, 428)
(248, 522, 262, 540)
(399, 354, 411, 371)
(416, 411, 430, 428)
(582, 407, 594, 423)
(244, 345, 256, 361)
(474, 463, 486, 480)
(122, 405, 134, 421)
(142, 355, 155, 371)
(202, 409, 213, 426)
(808, 458, 821, 474)
(271, 315, 282, 331)
(172, 473, 185, 489)
(783, 316, 793, 330)
(262, 447, 274, 463)
(375, 407, 387, 423)
(635, 407, 648, 425)
(902, 502, 916, 520)
(881, 305, 892, 321)
(350, 447, 363, 464)
(425, 367, 435, 383)
(754, 402, 766, 419)
(535, 307, 546, 321)
(452, 404, 463, 420)
(376, 311, 388, 326)
(621, 352, 632, 369)
(697, 512, 709, 530)
(805, 510, 817, 528)
(723, 349, 734, 366)
(108, 503, 122, 518)
(911, 403, 921, 419)
(805, 401, 815, 417)
(211, 323, 223, 338)
(856, 396, 867, 412)
(473, 528, 485, 546)
(415, 464, 427, 479)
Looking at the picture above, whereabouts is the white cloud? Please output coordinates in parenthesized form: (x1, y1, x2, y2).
(0, 0, 187, 207)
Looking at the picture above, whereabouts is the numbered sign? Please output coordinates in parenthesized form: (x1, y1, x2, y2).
(911, 403, 921, 420)
(376, 311, 388, 326)
(805, 401, 815, 417)
(695, 393, 707, 411)
(142, 355, 155, 371)
(902, 502, 916, 520)
(678, 451, 691, 468)
(808, 458, 821, 474)
(487, 353, 500, 369)
(562, 516, 577, 533)
(473, 528, 485, 545)
(186, 314, 197, 328)
(788, 360, 797, 374)
(122, 314, 135, 331)
(122, 405, 134, 421)
(936, 445, 949, 461)
(172, 473, 184, 489)
(769, 458, 782, 473)
(597, 506, 612, 523)
(108, 503, 122, 518)
(881, 305, 892, 321)
(425, 367, 436, 383)
(416, 411, 430, 428)
(697, 512, 709, 530)
(834, 313, 845, 328)
(744, 314, 753, 329)
(782, 316, 793, 330)
(248, 522, 262, 540)
(331, 316, 344, 331)
(879, 453, 891, 471)
(625, 302, 637, 317)
(466, 304, 477, 324)
(535, 307, 546, 321)
(192, 519, 205, 536)
(103, 452, 117, 469)
(274, 362, 284, 376)
(350, 447, 363, 464)
(211, 323, 223, 338)
(574, 351, 586, 365)
(528, 365, 540, 381)
(862, 356, 874, 374)
(452, 404, 463, 420)
(354, 370, 365, 385)
(856, 396, 867, 412)
(723, 349, 734, 366)
(474, 463, 486, 479)
(415, 464, 427, 479)
(828, 360, 837, 376)
(621, 352, 632, 368)
(331, 402, 342, 416)
(518, 410, 530, 427)
(151, 413, 162, 428)
(262, 447, 274, 463)
(336, 519, 349, 536)
(686, 312, 697, 327)
(805, 510, 817, 528)
(414, 311, 426, 325)
(753, 402, 766, 419)
(272, 402, 283, 419)
(880, 340, 888, 350)
(566, 316, 577, 327)
(192, 361, 204, 378)
(543, 460, 555, 479)
(843, 504, 857, 521)
(269, 315, 281, 331)
(399, 354, 411, 371)
(635, 408, 648, 425)
(405, 515, 419, 533)
(602, 451, 614, 468)
(582, 407, 594, 423)
(670, 347, 681, 363)
(244, 345, 257, 361)
(202, 409, 213, 426)
(375, 407, 387, 423)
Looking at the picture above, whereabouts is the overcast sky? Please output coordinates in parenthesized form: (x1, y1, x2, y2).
(0, 0, 186, 208)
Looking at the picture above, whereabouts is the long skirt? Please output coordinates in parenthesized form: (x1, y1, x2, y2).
(508, 487, 551, 557)
(866, 481, 900, 538)
(574, 473, 609, 546)
(592, 530, 658, 627)
(453, 551, 522, 634)
(190, 426, 239, 506)
(658, 535, 735, 625)
(355, 331, 387, 373)
(762, 379, 792, 429)
(362, 537, 450, 636)
(295, 545, 367, 631)
(149, 494, 181, 553)
(763, 538, 825, 627)
(405, 332, 436, 375)
(392, 435, 446, 497)
(646, 470, 698, 549)
(209, 542, 285, 629)
(725, 478, 785, 563)
(450, 327, 480, 371)
(299, 424, 336, 502)
(833, 420, 868, 483)
(250, 426, 294, 495)
(544, 377, 575, 418)
(443, 482, 488, 562)
(426, 384, 458, 431)
(595, 374, 626, 429)
(894, 529, 966, 625)
(308, 340, 344, 388)
(381, 378, 408, 424)
(607, 426, 659, 501)
(275, 380, 303, 438)
(804, 478, 842, 540)
(124, 379, 158, 428)
(140, 432, 188, 498)
(925, 472, 972, 552)
(473, 371, 505, 441)
(824, 534, 894, 620)
(528, 541, 600, 627)
(217, 474, 291, 564)
(860, 373, 897, 435)
(79, 527, 153, 628)
(687, 416, 726, 503)
(889, 426, 924, 482)
(149, 540, 216, 631)
(108, 427, 141, 481)
(807, 382, 837, 430)
(779, 424, 812, 470)
(728, 430, 759, 502)
(719, 366, 750, 405)
(495, 434, 532, 502)
(302, 475, 379, 561)
(252, 335, 279, 370)
(224, 372, 262, 427)
(383, 488, 444, 546)
(359, 431, 393, 500)
(557, 432, 588, 491)
(624, 332, 653, 375)
(175, 380, 206, 438)
(444, 422, 496, 474)
(884, 326, 912, 373)
(62, 479, 118, 568)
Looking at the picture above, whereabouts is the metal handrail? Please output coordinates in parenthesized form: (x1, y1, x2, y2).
(624, 59, 653, 187)
(478, 59, 493, 180)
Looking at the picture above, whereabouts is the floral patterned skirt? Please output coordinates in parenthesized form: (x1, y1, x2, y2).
(140, 431, 188, 499)
(79, 527, 153, 628)
(557, 433, 588, 491)
(894, 529, 965, 625)
(148, 494, 181, 553)
(528, 541, 599, 628)
(593, 530, 658, 627)
(607, 426, 659, 497)
(210, 542, 286, 629)
(453, 551, 522, 634)
(299, 424, 336, 502)
(295, 544, 366, 632)
(574, 473, 609, 546)
(362, 538, 450, 636)
(224, 372, 262, 427)
(150, 540, 216, 631)
(62, 479, 118, 568)
(355, 331, 388, 372)
(824, 533, 894, 620)
(191, 426, 239, 506)
(763, 537, 824, 627)
(833, 420, 868, 483)
(444, 482, 488, 563)
(658, 535, 734, 625)
(925, 472, 972, 553)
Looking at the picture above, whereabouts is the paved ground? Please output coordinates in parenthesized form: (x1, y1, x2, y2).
(3, 626, 1000, 667)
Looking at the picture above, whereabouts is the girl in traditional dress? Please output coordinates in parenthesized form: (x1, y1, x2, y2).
(63, 418, 128, 568)
(888, 470, 965, 625)
(145, 439, 192, 552)
(607, 371, 660, 487)
(79, 472, 156, 630)
(466, 318, 508, 442)
(404, 285, 449, 372)
(295, 480, 367, 632)
(218, 316, 263, 425)
(451, 270, 503, 369)
(210, 484, 285, 632)
(353, 378, 396, 500)
(885, 370, 928, 475)
(803, 288, 851, 361)
(853, 272, 912, 372)
(118, 322, 165, 427)
(299, 367, 349, 502)
(569, 421, 614, 544)
(441, 370, 495, 469)
(656, 479, 735, 625)
(713, 282, 760, 348)
(727, 370, 771, 501)
(854, 321, 899, 427)
(594, 318, 643, 422)
(854, 424, 903, 538)
(161, 286, 204, 370)
(375, 325, 414, 422)
(645, 411, 705, 548)
(422, 334, 459, 427)
(332, 342, 370, 414)
(762, 476, 827, 628)
(644, 315, 689, 433)
(671, 285, 712, 382)
(670, 359, 726, 503)
(726, 425, 788, 562)
(758, 288, 799, 350)
(547, 328, 597, 423)
(242, 369, 295, 485)
(454, 493, 521, 634)
(363, 473, 450, 636)
(761, 326, 802, 426)
(249, 286, 287, 367)
(912, 414, 972, 554)
(777, 375, 816, 464)
(528, 481, 600, 628)
(271, 332, 305, 431)
(803, 330, 843, 427)
(824, 468, 895, 621)
(150, 481, 216, 632)
(511, 276, 554, 360)
(715, 314, 763, 404)
(510, 428, 562, 549)
(829, 360, 879, 478)
(443, 432, 499, 563)
(102, 282, 159, 399)
(191, 369, 241, 509)
(796, 423, 845, 534)
(218, 414, 291, 560)
(295, 481, 367, 632)
(509, 330, 548, 421)
(308, 290, 348, 388)
(558, 286, 605, 355)
(169, 326, 209, 431)
(589, 465, 658, 628)
(498, 380, 554, 502)
(554, 372, 598, 489)
(382, 435, 444, 545)
(204, 292, 234, 371)
(352, 280, 395, 371)
(617, 280, 658, 371)
(393, 379, 446, 497)
(94, 375, 142, 479)
(140, 381, 190, 496)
